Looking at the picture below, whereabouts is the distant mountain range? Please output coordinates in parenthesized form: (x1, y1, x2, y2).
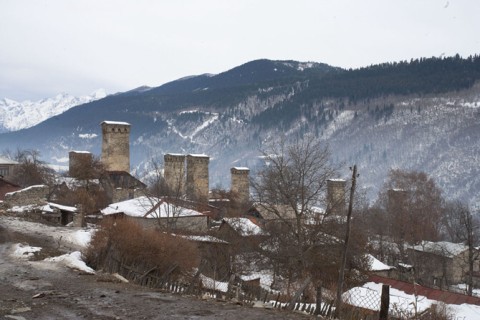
(0, 89, 107, 132)
(1, 56, 480, 206)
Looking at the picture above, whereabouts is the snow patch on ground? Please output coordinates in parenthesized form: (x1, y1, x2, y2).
(44, 251, 95, 274)
(12, 243, 42, 259)
(344, 282, 480, 319)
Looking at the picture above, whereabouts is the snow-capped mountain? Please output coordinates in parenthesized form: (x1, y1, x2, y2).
(0, 89, 107, 132)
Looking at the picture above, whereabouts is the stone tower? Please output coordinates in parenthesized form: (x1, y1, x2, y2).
(230, 167, 250, 204)
(164, 153, 186, 196)
(186, 154, 209, 203)
(69, 151, 93, 178)
(327, 179, 346, 215)
(101, 121, 130, 172)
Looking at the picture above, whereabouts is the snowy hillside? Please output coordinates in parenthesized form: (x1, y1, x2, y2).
(1, 57, 480, 206)
(0, 89, 107, 132)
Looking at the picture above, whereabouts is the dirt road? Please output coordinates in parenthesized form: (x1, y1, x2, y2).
(0, 219, 312, 319)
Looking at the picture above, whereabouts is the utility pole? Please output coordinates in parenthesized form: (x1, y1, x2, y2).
(334, 165, 358, 318)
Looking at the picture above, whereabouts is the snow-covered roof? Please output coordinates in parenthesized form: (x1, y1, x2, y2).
(232, 167, 249, 171)
(412, 241, 468, 258)
(367, 254, 395, 272)
(188, 153, 208, 158)
(56, 177, 100, 188)
(101, 120, 130, 126)
(70, 150, 91, 154)
(44, 202, 77, 213)
(222, 217, 266, 236)
(328, 178, 346, 182)
(5, 184, 46, 196)
(101, 196, 204, 219)
(0, 156, 18, 165)
(180, 235, 228, 244)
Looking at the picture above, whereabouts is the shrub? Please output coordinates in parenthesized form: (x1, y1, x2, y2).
(85, 217, 200, 281)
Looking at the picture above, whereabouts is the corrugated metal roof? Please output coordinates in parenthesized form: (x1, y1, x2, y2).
(369, 275, 480, 306)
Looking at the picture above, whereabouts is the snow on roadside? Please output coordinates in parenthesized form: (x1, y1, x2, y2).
(1, 216, 94, 249)
(1, 215, 96, 274)
(12, 243, 42, 258)
(45, 251, 95, 274)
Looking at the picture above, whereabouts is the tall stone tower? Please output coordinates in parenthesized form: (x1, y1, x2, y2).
(327, 179, 346, 215)
(164, 153, 186, 196)
(186, 154, 209, 203)
(231, 167, 250, 204)
(101, 121, 131, 172)
(69, 151, 93, 178)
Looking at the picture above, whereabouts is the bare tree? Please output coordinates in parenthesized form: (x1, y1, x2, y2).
(9, 149, 55, 188)
(442, 201, 480, 296)
(69, 153, 105, 188)
(376, 169, 446, 259)
(143, 157, 189, 231)
(252, 136, 369, 309)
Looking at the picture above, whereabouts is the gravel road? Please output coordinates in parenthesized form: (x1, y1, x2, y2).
(0, 218, 313, 320)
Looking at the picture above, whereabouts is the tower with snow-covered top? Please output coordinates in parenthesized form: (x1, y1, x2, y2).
(186, 154, 209, 203)
(101, 121, 130, 172)
(327, 179, 346, 215)
(164, 153, 186, 196)
(230, 167, 250, 205)
(69, 150, 93, 178)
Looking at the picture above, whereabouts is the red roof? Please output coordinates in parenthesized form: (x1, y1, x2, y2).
(369, 275, 480, 306)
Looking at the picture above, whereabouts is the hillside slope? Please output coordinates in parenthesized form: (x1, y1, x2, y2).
(1, 57, 479, 205)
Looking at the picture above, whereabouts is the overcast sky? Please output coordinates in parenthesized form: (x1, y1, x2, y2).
(1, 0, 479, 101)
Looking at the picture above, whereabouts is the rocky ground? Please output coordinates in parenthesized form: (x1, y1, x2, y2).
(0, 216, 313, 320)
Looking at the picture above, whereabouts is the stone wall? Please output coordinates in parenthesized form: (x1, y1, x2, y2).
(101, 121, 131, 172)
(129, 215, 209, 233)
(4, 185, 49, 207)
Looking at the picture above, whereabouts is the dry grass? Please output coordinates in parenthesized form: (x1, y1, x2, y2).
(85, 217, 200, 280)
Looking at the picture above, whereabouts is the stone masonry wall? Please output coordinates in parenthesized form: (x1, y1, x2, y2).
(230, 167, 250, 204)
(186, 154, 209, 203)
(4, 185, 49, 208)
(164, 154, 186, 196)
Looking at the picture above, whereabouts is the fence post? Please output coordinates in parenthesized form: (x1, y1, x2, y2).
(379, 284, 389, 320)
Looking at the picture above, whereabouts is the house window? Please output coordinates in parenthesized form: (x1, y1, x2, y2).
(0, 166, 9, 177)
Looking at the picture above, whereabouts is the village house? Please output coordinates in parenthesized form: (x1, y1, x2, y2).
(216, 217, 268, 255)
(0, 176, 21, 201)
(407, 241, 480, 289)
(0, 156, 18, 181)
(101, 196, 211, 232)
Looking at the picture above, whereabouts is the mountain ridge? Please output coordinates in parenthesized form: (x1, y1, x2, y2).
(1, 56, 480, 206)
(0, 89, 107, 132)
